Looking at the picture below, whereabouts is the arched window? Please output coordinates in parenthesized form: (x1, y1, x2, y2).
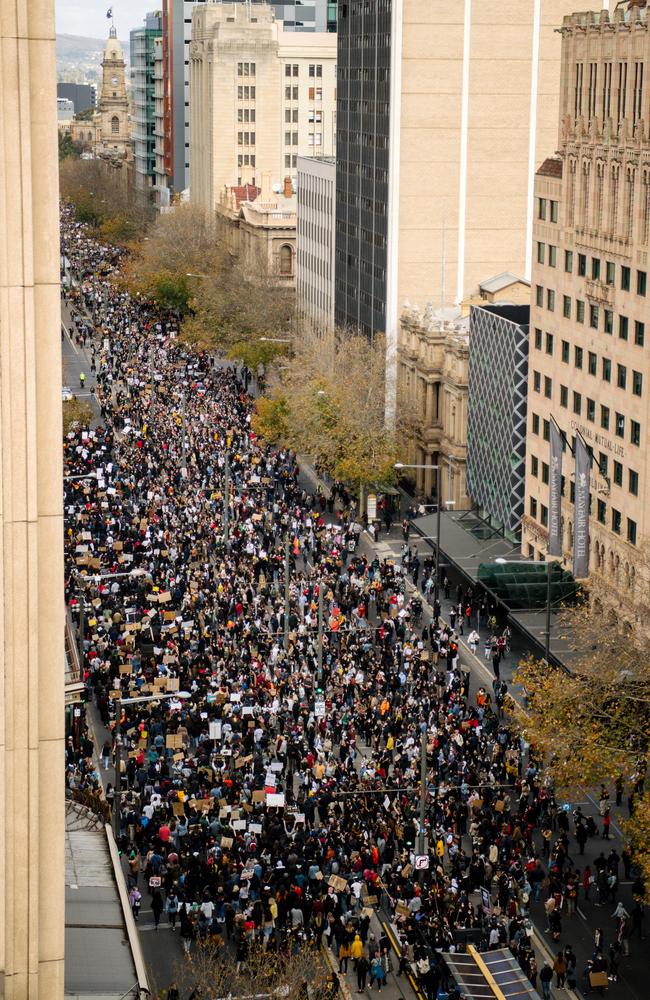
(111, 115, 119, 134)
(279, 244, 293, 275)
(87, 131, 93, 141)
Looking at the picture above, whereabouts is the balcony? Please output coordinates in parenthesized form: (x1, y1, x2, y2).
(585, 278, 613, 305)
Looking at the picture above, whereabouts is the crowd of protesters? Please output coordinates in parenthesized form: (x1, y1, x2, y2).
(61, 205, 644, 998)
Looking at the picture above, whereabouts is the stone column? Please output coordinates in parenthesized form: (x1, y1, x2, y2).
(0, 2, 65, 997)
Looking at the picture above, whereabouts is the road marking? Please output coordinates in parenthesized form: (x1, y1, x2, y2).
(62, 321, 79, 355)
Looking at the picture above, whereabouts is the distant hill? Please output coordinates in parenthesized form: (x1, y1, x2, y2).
(56, 33, 129, 86)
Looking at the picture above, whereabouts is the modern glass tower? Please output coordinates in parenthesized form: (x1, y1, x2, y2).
(130, 11, 163, 191)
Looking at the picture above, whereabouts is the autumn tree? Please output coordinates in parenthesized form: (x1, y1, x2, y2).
(252, 325, 399, 495)
(174, 940, 336, 1000)
(514, 599, 650, 898)
(63, 397, 94, 435)
(59, 157, 152, 243)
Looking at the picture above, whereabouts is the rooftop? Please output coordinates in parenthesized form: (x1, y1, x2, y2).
(537, 156, 563, 179)
(479, 271, 530, 295)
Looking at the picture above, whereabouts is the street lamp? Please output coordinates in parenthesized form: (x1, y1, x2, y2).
(395, 462, 447, 604)
(495, 556, 553, 666)
(112, 690, 190, 838)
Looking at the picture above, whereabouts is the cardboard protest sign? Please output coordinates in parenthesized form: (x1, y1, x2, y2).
(328, 875, 348, 892)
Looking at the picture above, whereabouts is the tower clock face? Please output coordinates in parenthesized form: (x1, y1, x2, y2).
(111, 76, 118, 85)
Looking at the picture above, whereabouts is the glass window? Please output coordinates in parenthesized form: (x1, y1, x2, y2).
(586, 398, 595, 422)
(600, 453, 609, 477)
(549, 245, 557, 267)
(541, 504, 548, 527)
(592, 257, 601, 280)
(606, 261, 615, 285)
(536, 285, 544, 307)
(602, 358, 611, 382)
(601, 405, 610, 429)
(617, 364, 627, 389)
(573, 391, 582, 415)
(531, 455, 539, 476)
(530, 496, 538, 518)
(550, 200, 558, 223)
(629, 469, 639, 495)
(563, 295, 571, 318)
(631, 420, 641, 446)
(604, 310, 613, 334)
(619, 315, 628, 340)
(560, 385, 568, 407)
(533, 371, 541, 392)
(532, 413, 540, 434)
(545, 333, 554, 355)
(576, 300, 585, 323)
(547, 289, 555, 311)
(542, 462, 549, 485)
(543, 419, 550, 442)
(544, 376, 552, 399)
(588, 351, 597, 375)
(634, 321, 644, 346)
(637, 269, 647, 296)
(613, 461, 623, 486)
(536, 242, 545, 264)
(597, 499, 607, 524)
(589, 304, 599, 329)
(538, 197, 547, 220)
(627, 519, 637, 545)
(621, 265, 631, 290)
(561, 340, 570, 363)
(534, 328, 542, 349)
(565, 250, 573, 273)
(615, 412, 625, 438)
(612, 509, 621, 535)
(574, 346, 583, 369)
(578, 253, 587, 276)
(632, 370, 643, 396)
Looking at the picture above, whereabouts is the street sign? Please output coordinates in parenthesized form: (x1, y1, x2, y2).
(415, 855, 429, 870)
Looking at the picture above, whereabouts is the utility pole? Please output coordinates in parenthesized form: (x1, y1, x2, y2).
(434, 466, 441, 606)
(223, 449, 230, 548)
(317, 578, 324, 681)
(113, 695, 121, 839)
(418, 727, 428, 880)
(180, 389, 187, 473)
(77, 580, 85, 669)
(545, 558, 552, 666)
(284, 534, 290, 652)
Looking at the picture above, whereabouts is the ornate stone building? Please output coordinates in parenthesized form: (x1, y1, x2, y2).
(89, 26, 131, 161)
(524, 1, 650, 613)
(398, 274, 531, 506)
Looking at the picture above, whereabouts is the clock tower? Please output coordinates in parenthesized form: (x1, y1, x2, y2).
(95, 25, 130, 160)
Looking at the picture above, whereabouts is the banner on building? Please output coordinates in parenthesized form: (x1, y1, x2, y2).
(548, 419, 563, 556)
(573, 434, 591, 579)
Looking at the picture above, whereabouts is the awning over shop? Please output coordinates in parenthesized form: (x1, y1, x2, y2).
(443, 946, 538, 1000)
(411, 509, 522, 584)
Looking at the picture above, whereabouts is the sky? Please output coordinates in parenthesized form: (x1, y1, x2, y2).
(56, 0, 154, 38)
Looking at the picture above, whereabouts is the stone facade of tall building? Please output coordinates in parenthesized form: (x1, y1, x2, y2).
(0, 1, 65, 995)
(296, 154, 336, 332)
(524, 2, 650, 612)
(189, 2, 336, 213)
(334, 0, 606, 423)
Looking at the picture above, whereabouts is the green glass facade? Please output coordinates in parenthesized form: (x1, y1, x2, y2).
(130, 13, 162, 190)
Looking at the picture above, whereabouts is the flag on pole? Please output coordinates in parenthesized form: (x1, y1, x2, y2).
(548, 418, 563, 556)
(106, 8, 113, 19)
(573, 433, 591, 579)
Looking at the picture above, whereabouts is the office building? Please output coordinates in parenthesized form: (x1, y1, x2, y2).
(297, 154, 336, 332)
(153, 35, 171, 206)
(216, 172, 297, 283)
(1, 1, 65, 995)
(131, 12, 163, 191)
(467, 303, 530, 538)
(189, 2, 336, 212)
(57, 97, 75, 121)
(57, 81, 97, 114)
(334, 0, 606, 422)
(163, 1, 335, 197)
(524, 1, 650, 609)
